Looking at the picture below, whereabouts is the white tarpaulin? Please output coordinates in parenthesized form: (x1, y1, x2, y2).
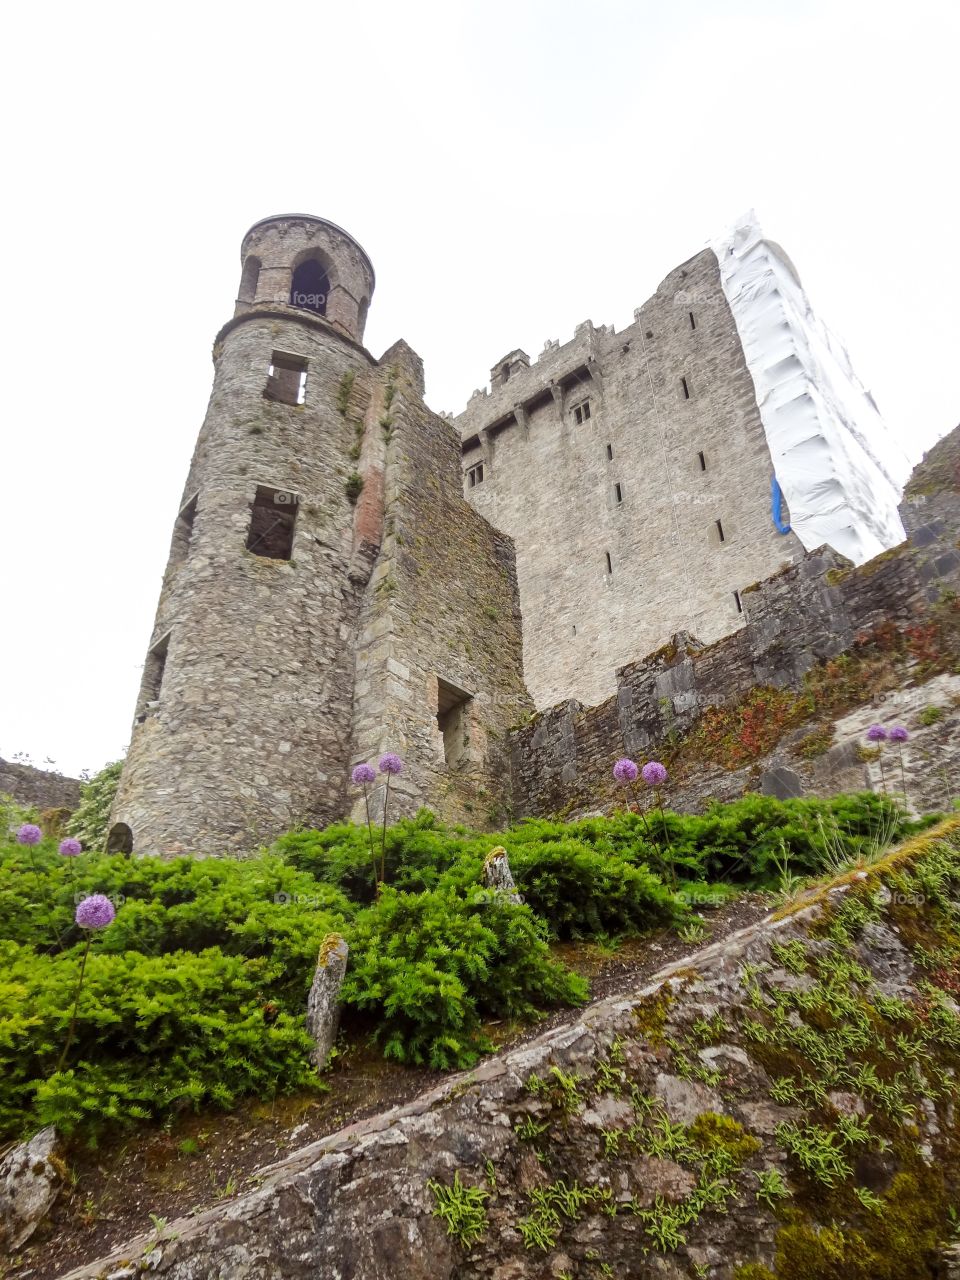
(711, 212, 910, 565)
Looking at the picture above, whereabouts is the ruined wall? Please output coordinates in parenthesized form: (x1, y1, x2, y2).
(350, 343, 533, 829)
(456, 248, 807, 711)
(0, 760, 81, 814)
(511, 435, 960, 819)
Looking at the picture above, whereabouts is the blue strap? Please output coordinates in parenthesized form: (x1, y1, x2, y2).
(771, 475, 791, 534)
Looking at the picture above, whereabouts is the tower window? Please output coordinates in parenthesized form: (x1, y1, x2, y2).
(265, 352, 307, 406)
(137, 631, 171, 722)
(501, 363, 511, 384)
(290, 258, 329, 316)
(606, 443, 613, 461)
(573, 401, 591, 424)
(437, 678, 473, 767)
(734, 589, 743, 613)
(697, 450, 706, 471)
(614, 482, 623, 505)
(467, 462, 484, 487)
(689, 312, 696, 330)
(605, 551, 613, 575)
(681, 376, 690, 400)
(246, 485, 298, 560)
(170, 493, 198, 566)
(715, 519, 726, 544)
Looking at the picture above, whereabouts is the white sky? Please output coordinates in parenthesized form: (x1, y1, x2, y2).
(2, 0, 958, 779)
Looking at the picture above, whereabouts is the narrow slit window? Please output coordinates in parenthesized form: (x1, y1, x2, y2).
(264, 351, 308, 406)
(246, 486, 298, 560)
(681, 376, 690, 400)
(734, 589, 743, 614)
(715, 518, 725, 544)
(614, 482, 623, 505)
(170, 493, 198, 566)
(606, 443, 613, 461)
(467, 462, 484, 487)
(138, 631, 171, 722)
(573, 400, 591, 425)
(697, 450, 706, 471)
(572, 624, 577, 636)
(689, 312, 696, 330)
(605, 551, 613, 575)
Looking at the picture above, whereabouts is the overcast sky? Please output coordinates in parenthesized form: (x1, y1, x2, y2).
(2, 0, 957, 779)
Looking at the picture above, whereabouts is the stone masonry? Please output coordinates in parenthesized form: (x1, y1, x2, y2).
(111, 216, 530, 855)
(456, 248, 807, 710)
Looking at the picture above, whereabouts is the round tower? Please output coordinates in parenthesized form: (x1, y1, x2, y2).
(110, 215, 377, 855)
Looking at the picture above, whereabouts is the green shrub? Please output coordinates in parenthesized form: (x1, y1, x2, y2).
(0, 940, 320, 1141)
(342, 886, 587, 1068)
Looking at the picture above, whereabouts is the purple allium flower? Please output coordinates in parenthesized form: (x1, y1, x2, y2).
(16, 824, 42, 846)
(75, 894, 116, 930)
(59, 838, 82, 857)
(866, 724, 888, 743)
(613, 758, 639, 785)
(351, 763, 377, 786)
(889, 725, 909, 743)
(642, 761, 668, 787)
(379, 753, 403, 776)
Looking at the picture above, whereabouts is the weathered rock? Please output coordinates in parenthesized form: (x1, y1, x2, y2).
(0, 1125, 62, 1249)
(305, 934, 349, 1069)
(653, 1073, 724, 1124)
(626, 1156, 697, 1206)
(483, 847, 522, 904)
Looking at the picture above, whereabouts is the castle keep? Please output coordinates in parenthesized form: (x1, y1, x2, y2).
(110, 213, 911, 855)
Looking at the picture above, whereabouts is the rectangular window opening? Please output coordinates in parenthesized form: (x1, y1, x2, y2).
(606, 443, 613, 461)
(605, 551, 613, 575)
(138, 631, 171, 722)
(467, 462, 485, 487)
(246, 485, 299, 560)
(681, 376, 690, 400)
(734, 590, 743, 614)
(697, 450, 706, 471)
(614, 482, 623, 505)
(264, 351, 308, 406)
(715, 518, 725, 544)
(437, 678, 473, 768)
(573, 400, 591, 425)
(689, 312, 696, 330)
(171, 492, 198, 565)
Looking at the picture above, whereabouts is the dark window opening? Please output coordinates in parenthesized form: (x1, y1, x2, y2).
(437, 678, 473, 767)
(605, 551, 613, 575)
(170, 493, 198, 566)
(681, 376, 690, 400)
(606, 443, 613, 461)
(264, 351, 308, 406)
(614, 482, 623, 505)
(467, 462, 484, 487)
(290, 258, 329, 315)
(715, 518, 725, 544)
(246, 485, 298, 560)
(106, 822, 133, 856)
(698, 450, 706, 471)
(689, 311, 696, 330)
(501, 363, 511, 383)
(238, 255, 261, 304)
(137, 631, 170, 723)
(734, 590, 743, 614)
(572, 624, 577, 635)
(573, 400, 591, 424)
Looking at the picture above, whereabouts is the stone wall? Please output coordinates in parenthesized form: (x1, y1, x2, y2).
(350, 344, 532, 829)
(58, 819, 960, 1280)
(0, 760, 80, 814)
(511, 439, 960, 820)
(456, 248, 807, 711)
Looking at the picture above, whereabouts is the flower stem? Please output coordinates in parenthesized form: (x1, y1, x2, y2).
(897, 744, 908, 805)
(628, 784, 651, 834)
(876, 746, 887, 795)
(57, 934, 92, 1074)
(362, 784, 378, 897)
(379, 775, 392, 893)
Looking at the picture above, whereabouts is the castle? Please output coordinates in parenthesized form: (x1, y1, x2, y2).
(108, 213, 911, 856)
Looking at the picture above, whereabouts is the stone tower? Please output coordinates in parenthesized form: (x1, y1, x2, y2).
(110, 215, 531, 856)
